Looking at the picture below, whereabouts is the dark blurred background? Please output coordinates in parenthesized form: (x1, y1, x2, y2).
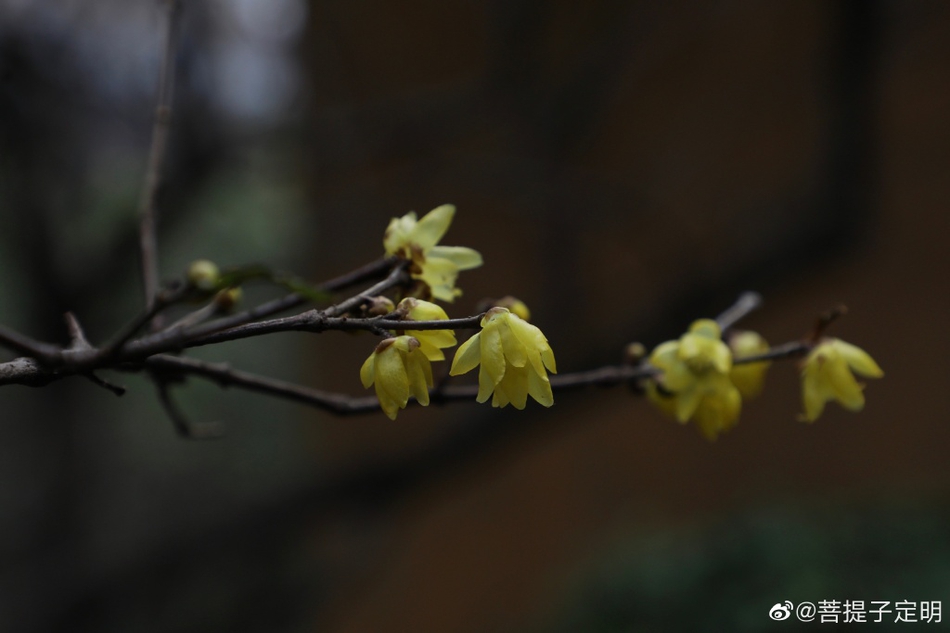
(1, 1, 948, 631)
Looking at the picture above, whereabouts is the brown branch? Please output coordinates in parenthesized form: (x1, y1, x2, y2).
(165, 256, 400, 341)
(155, 380, 224, 439)
(716, 291, 762, 331)
(0, 324, 62, 364)
(129, 354, 660, 418)
(137, 0, 181, 322)
(732, 341, 811, 365)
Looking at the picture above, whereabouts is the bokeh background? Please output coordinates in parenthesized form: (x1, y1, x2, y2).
(1, 1, 948, 631)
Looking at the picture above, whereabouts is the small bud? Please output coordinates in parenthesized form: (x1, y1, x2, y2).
(214, 287, 243, 313)
(495, 296, 531, 321)
(623, 342, 646, 364)
(187, 260, 220, 292)
(365, 296, 396, 316)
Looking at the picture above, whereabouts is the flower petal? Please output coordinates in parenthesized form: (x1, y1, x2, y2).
(406, 350, 431, 406)
(375, 347, 410, 409)
(527, 365, 554, 407)
(383, 212, 417, 255)
(501, 365, 529, 409)
(826, 356, 865, 411)
(477, 365, 495, 403)
(450, 333, 482, 376)
(360, 353, 376, 389)
(427, 245, 483, 270)
(480, 322, 506, 385)
(834, 339, 884, 378)
(500, 318, 528, 368)
(411, 204, 455, 250)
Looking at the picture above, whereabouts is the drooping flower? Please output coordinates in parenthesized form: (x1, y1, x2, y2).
(449, 307, 556, 409)
(728, 330, 771, 399)
(395, 298, 457, 361)
(646, 319, 742, 440)
(801, 338, 883, 422)
(360, 336, 433, 420)
(383, 204, 483, 302)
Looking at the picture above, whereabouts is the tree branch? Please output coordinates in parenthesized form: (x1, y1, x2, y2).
(137, 0, 181, 322)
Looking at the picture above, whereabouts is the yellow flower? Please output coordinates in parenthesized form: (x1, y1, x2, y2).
(728, 330, 771, 399)
(449, 307, 556, 409)
(395, 298, 457, 361)
(384, 204, 483, 302)
(801, 338, 883, 422)
(360, 336, 433, 420)
(646, 319, 742, 440)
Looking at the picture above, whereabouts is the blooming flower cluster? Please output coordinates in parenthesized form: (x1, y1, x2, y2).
(646, 319, 745, 440)
(360, 206, 556, 419)
(646, 318, 883, 439)
(358, 204, 884, 431)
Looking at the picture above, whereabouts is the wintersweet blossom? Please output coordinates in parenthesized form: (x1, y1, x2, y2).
(728, 330, 771, 399)
(360, 336, 433, 420)
(395, 298, 457, 361)
(646, 319, 742, 440)
(383, 204, 483, 302)
(449, 307, 556, 409)
(801, 338, 883, 422)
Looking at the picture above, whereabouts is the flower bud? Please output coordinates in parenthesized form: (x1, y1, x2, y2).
(187, 260, 220, 292)
(495, 296, 531, 321)
(213, 287, 243, 313)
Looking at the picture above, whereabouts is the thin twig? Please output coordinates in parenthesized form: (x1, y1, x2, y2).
(82, 372, 126, 396)
(716, 291, 763, 331)
(130, 354, 660, 416)
(0, 324, 62, 364)
(732, 341, 811, 365)
(156, 380, 224, 439)
(138, 0, 181, 323)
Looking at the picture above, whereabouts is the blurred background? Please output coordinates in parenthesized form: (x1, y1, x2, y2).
(1, 0, 948, 631)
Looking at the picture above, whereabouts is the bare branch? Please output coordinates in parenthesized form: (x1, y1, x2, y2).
(130, 354, 660, 417)
(732, 341, 811, 365)
(0, 324, 62, 365)
(716, 291, 763, 331)
(155, 380, 224, 439)
(138, 0, 181, 322)
(83, 372, 127, 396)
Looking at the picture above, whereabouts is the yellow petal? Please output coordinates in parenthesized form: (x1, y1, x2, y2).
(427, 245, 483, 270)
(411, 204, 455, 250)
(500, 365, 529, 409)
(834, 339, 884, 378)
(801, 371, 828, 422)
(360, 353, 376, 389)
(415, 337, 445, 362)
(675, 387, 702, 422)
(527, 364, 554, 407)
(375, 346, 410, 408)
(375, 382, 401, 420)
(509, 315, 556, 374)
(688, 319, 721, 339)
(477, 365, 495, 403)
(826, 356, 865, 411)
(383, 212, 418, 255)
(403, 298, 450, 321)
(500, 318, 528, 368)
(450, 333, 482, 376)
(406, 349, 431, 406)
(480, 322, 507, 385)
